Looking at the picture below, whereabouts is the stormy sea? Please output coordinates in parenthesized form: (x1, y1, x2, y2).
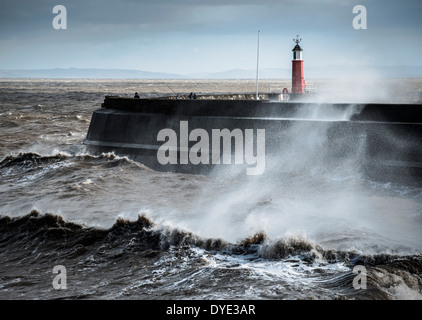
(1, 79, 421, 301)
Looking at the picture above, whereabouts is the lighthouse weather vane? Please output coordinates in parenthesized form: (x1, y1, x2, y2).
(293, 35, 302, 45)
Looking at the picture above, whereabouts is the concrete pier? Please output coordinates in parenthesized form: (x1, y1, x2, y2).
(84, 96, 422, 183)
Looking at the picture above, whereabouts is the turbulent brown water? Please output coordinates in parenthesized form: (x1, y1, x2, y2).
(0, 79, 421, 300)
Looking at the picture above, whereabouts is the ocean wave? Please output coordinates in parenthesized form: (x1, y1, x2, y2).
(0, 152, 69, 168)
(74, 152, 154, 170)
(1, 211, 421, 299)
(1, 211, 420, 265)
(0, 151, 152, 172)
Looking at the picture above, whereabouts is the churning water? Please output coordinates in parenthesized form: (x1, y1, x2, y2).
(0, 79, 421, 300)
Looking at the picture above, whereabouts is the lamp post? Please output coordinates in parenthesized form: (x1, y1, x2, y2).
(256, 30, 260, 100)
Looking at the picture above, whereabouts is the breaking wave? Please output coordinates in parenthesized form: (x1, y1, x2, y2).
(0, 152, 69, 168)
(1, 211, 421, 299)
(0, 151, 152, 171)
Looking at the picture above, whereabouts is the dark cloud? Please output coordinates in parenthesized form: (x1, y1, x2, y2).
(1, 0, 420, 39)
(0, 0, 359, 37)
(0, 0, 421, 72)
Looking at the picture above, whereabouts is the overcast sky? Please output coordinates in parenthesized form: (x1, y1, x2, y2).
(0, 0, 421, 75)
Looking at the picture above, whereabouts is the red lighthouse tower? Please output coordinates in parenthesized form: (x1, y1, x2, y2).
(291, 35, 305, 94)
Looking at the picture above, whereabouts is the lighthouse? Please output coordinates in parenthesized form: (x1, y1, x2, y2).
(291, 35, 305, 94)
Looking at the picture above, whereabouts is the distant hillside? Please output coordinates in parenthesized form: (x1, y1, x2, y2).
(0, 66, 421, 79)
(0, 68, 184, 79)
(189, 66, 422, 79)
(187, 68, 290, 79)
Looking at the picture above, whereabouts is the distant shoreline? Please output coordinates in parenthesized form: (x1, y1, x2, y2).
(1, 65, 422, 79)
(0, 78, 421, 103)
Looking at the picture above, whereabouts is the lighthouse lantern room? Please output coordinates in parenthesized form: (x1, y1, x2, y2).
(291, 35, 305, 94)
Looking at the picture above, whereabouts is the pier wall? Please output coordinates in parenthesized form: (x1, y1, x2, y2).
(84, 96, 422, 182)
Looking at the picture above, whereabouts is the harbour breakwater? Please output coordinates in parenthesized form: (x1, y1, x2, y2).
(84, 96, 422, 183)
